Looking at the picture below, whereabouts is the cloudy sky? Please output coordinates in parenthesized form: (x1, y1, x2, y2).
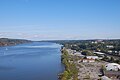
(0, 0, 120, 40)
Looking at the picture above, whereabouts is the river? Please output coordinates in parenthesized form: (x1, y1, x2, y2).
(0, 42, 63, 80)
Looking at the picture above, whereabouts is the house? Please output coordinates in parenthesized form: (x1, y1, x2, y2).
(115, 51, 118, 53)
(94, 52, 105, 55)
(106, 45, 114, 48)
(82, 56, 98, 63)
(105, 63, 120, 71)
(108, 50, 112, 53)
(94, 52, 105, 59)
(91, 41, 98, 44)
(82, 58, 95, 63)
(86, 56, 99, 59)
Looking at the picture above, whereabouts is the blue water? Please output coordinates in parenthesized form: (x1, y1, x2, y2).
(0, 42, 63, 80)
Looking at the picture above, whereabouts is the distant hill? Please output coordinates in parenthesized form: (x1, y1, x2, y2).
(0, 38, 32, 46)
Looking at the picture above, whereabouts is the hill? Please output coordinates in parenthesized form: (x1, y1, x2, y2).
(0, 38, 32, 46)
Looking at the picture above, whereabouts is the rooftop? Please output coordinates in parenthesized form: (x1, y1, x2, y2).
(94, 52, 105, 55)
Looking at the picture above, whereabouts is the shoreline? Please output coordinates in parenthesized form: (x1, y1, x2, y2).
(0, 38, 32, 47)
(58, 47, 79, 80)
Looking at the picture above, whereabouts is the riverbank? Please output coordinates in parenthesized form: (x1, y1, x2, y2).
(0, 38, 32, 47)
(59, 48, 79, 80)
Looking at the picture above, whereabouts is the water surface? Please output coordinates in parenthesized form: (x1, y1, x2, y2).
(0, 42, 63, 80)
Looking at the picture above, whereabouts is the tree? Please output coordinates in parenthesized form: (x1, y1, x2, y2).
(110, 57, 115, 62)
(81, 50, 94, 56)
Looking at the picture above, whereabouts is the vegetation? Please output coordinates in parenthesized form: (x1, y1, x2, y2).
(102, 56, 120, 64)
(49, 39, 120, 64)
(0, 38, 32, 46)
(81, 50, 94, 56)
(60, 49, 78, 80)
(50, 39, 120, 53)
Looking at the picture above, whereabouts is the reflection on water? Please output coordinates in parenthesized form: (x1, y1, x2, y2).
(0, 42, 63, 80)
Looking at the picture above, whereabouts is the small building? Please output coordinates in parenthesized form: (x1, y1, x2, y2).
(86, 56, 99, 59)
(94, 52, 105, 59)
(108, 50, 112, 53)
(106, 45, 114, 48)
(82, 58, 95, 63)
(82, 56, 98, 63)
(94, 52, 105, 55)
(91, 41, 98, 44)
(115, 51, 118, 53)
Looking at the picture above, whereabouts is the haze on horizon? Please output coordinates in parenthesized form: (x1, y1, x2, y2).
(0, 0, 120, 40)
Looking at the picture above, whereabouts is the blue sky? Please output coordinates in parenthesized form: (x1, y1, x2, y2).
(0, 0, 120, 40)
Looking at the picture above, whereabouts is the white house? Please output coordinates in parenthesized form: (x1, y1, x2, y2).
(82, 58, 95, 63)
(86, 56, 99, 59)
(106, 45, 114, 48)
(94, 52, 105, 55)
(82, 56, 98, 63)
(108, 50, 112, 53)
(105, 63, 120, 71)
(94, 52, 105, 59)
